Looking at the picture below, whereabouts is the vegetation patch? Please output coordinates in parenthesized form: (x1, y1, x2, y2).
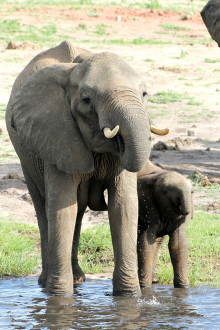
(0, 218, 40, 277)
(157, 212, 220, 287)
(148, 89, 201, 105)
(0, 19, 58, 45)
(160, 23, 191, 31)
(78, 224, 114, 273)
(148, 89, 188, 104)
(205, 58, 220, 63)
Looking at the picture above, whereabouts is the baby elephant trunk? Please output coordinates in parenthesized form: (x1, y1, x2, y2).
(175, 186, 191, 217)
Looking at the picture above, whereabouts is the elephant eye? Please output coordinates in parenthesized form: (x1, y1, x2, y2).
(82, 97, 91, 104)
(161, 189, 167, 195)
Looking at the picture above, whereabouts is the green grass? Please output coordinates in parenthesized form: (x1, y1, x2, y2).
(148, 89, 202, 105)
(144, 58, 155, 62)
(187, 100, 203, 106)
(0, 104, 6, 119)
(87, 12, 102, 17)
(95, 23, 107, 36)
(148, 89, 188, 104)
(2, 212, 220, 287)
(156, 212, 220, 287)
(0, 19, 59, 45)
(0, 218, 40, 277)
(160, 23, 191, 31)
(205, 58, 220, 63)
(78, 213, 220, 287)
(80, 37, 173, 45)
(78, 224, 114, 273)
(145, 0, 161, 9)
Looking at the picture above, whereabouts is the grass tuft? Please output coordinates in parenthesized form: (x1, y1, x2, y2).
(0, 218, 40, 277)
(160, 23, 191, 31)
(78, 224, 114, 273)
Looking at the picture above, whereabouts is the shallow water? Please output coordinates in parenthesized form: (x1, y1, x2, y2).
(1, 277, 220, 329)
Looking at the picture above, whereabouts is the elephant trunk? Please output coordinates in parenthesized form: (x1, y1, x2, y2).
(176, 188, 191, 216)
(99, 89, 151, 172)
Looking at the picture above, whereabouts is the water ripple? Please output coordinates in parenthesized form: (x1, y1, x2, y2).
(0, 277, 220, 329)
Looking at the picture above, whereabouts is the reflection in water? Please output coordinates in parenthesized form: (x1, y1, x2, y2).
(0, 277, 220, 329)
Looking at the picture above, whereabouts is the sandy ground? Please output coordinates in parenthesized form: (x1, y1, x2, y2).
(0, 4, 219, 232)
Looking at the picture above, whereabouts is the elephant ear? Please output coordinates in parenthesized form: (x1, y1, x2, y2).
(201, 0, 220, 46)
(11, 63, 94, 174)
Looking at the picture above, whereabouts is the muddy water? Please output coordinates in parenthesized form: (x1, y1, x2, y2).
(1, 277, 220, 329)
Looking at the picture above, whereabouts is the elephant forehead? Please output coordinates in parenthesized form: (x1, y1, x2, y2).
(86, 57, 143, 90)
(159, 173, 192, 190)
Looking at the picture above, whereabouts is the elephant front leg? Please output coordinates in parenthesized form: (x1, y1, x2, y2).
(137, 221, 157, 287)
(152, 236, 167, 283)
(108, 170, 140, 296)
(168, 222, 189, 289)
(45, 164, 79, 295)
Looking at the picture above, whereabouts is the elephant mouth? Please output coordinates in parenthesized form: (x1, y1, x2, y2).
(116, 133, 125, 157)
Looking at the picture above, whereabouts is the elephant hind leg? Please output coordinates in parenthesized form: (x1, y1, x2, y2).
(21, 165, 48, 287)
(72, 209, 86, 284)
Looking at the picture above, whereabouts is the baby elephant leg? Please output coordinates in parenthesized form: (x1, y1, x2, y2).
(168, 222, 189, 288)
(137, 221, 157, 287)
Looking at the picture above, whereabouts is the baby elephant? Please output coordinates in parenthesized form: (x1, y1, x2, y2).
(137, 161, 193, 289)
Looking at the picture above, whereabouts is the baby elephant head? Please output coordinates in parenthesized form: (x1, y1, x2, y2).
(153, 171, 193, 220)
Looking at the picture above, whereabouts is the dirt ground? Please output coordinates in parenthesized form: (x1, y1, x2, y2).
(0, 4, 219, 230)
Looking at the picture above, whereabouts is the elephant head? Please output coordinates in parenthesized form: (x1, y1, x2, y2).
(11, 52, 168, 174)
(153, 171, 193, 220)
(138, 170, 193, 222)
(201, 0, 220, 46)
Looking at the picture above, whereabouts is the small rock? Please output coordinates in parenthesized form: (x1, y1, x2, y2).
(188, 130, 195, 136)
(175, 141, 184, 150)
(201, 179, 212, 187)
(6, 41, 18, 49)
(20, 193, 33, 204)
(209, 177, 220, 185)
(206, 147, 210, 151)
(153, 141, 167, 150)
(181, 14, 192, 20)
(184, 137, 193, 145)
(192, 125, 197, 128)
(5, 138, 10, 142)
(78, 23, 86, 28)
(207, 201, 220, 210)
(3, 173, 20, 180)
(0, 127, 7, 135)
(116, 15, 121, 21)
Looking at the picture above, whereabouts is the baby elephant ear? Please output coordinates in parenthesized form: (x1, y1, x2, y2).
(11, 63, 94, 174)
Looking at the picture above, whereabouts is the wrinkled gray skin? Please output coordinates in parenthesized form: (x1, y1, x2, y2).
(201, 0, 220, 46)
(137, 161, 193, 289)
(6, 41, 152, 296)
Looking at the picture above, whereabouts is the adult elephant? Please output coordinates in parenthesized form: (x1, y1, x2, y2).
(201, 0, 220, 46)
(6, 41, 167, 296)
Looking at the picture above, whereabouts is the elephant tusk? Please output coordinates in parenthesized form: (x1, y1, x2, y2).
(150, 125, 169, 136)
(103, 125, 119, 138)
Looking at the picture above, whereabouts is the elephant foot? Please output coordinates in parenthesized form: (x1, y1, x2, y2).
(38, 270, 48, 287)
(113, 275, 141, 296)
(152, 272, 159, 284)
(46, 272, 74, 295)
(72, 264, 86, 284)
(174, 281, 190, 289)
